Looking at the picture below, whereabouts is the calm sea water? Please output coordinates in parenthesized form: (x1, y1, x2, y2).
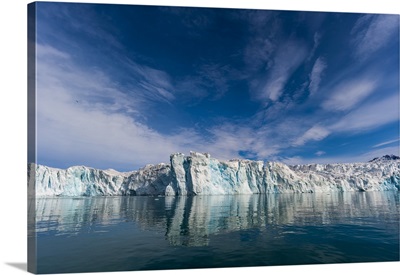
(31, 191, 399, 274)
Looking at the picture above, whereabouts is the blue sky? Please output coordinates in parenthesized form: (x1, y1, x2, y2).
(34, 2, 399, 171)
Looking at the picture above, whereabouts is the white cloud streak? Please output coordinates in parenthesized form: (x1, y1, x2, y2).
(260, 40, 307, 102)
(288, 88, 398, 148)
(206, 122, 282, 161)
(322, 78, 377, 111)
(293, 125, 330, 146)
(330, 93, 399, 133)
(351, 14, 398, 59)
(308, 57, 326, 96)
(307, 32, 321, 61)
(372, 138, 400, 148)
(36, 44, 201, 170)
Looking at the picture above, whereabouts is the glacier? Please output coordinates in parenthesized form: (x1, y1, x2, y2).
(29, 152, 400, 197)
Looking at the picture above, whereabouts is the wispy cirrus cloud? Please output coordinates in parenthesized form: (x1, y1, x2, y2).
(308, 57, 326, 96)
(239, 11, 310, 104)
(137, 66, 173, 92)
(288, 90, 398, 148)
(37, 43, 397, 169)
(307, 32, 321, 61)
(36, 44, 194, 170)
(351, 14, 398, 59)
(37, 43, 70, 59)
(138, 82, 175, 103)
(372, 138, 400, 148)
(285, 89, 398, 149)
(259, 40, 308, 102)
(292, 125, 330, 147)
(38, 2, 124, 50)
(206, 121, 284, 161)
(330, 93, 398, 133)
(36, 44, 298, 169)
(119, 58, 176, 104)
(322, 78, 377, 111)
(240, 10, 278, 75)
(244, 37, 275, 73)
(36, 45, 141, 115)
(35, 5, 399, 170)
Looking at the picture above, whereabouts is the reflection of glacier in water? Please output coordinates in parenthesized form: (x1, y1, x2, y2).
(34, 191, 399, 247)
(31, 191, 399, 273)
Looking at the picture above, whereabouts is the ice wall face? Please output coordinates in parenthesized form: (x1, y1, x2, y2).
(30, 152, 400, 197)
(167, 152, 267, 195)
(32, 163, 172, 197)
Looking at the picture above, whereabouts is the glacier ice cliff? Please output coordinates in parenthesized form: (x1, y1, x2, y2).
(29, 152, 400, 197)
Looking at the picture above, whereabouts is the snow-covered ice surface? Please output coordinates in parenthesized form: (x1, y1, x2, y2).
(29, 152, 400, 197)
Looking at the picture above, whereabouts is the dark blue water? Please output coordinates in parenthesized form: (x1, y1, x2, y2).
(32, 191, 399, 274)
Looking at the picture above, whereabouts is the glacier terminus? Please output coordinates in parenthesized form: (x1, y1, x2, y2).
(29, 152, 400, 197)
